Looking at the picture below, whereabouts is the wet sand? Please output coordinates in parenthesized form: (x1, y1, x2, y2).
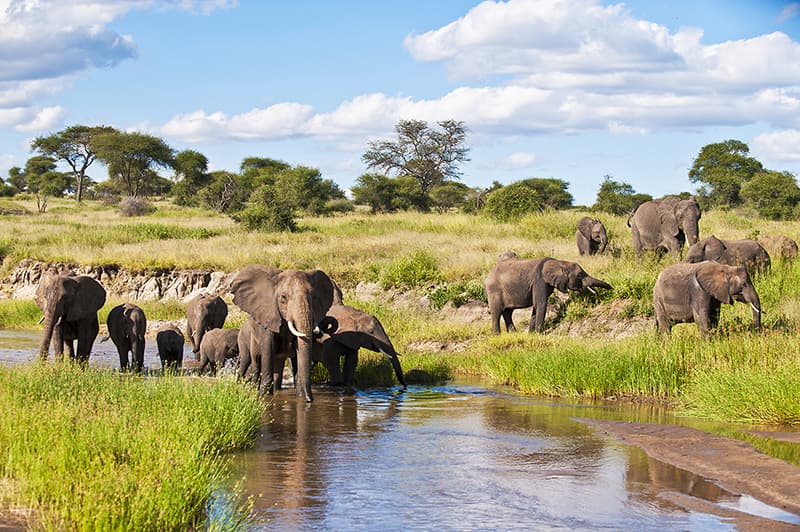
(579, 418, 800, 531)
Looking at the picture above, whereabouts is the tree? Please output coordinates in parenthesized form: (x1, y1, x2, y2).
(272, 166, 344, 215)
(22, 155, 69, 212)
(351, 173, 398, 213)
(483, 182, 541, 221)
(689, 139, 764, 208)
(31, 125, 118, 202)
(593, 175, 653, 215)
(93, 131, 175, 198)
(362, 119, 470, 194)
(740, 170, 800, 220)
(236, 184, 297, 232)
(429, 181, 471, 212)
(518, 178, 573, 209)
(392, 175, 431, 211)
(7, 167, 26, 193)
(198, 171, 244, 213)
(172, 150, 210, 206)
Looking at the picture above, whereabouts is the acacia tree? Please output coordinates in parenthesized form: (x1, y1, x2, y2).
(593, 175, 652, 215)
(172, 149, 210, 206)
(31, 125, 118, 202)
(93, 131, 174, 198)
(689, 139, 764, 208)
(362, 119, 470, 194)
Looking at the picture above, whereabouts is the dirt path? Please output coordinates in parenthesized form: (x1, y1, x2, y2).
(579, 419, 800, 531)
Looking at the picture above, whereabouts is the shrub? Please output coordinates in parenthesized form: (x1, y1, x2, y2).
(427, 279, 487, 309)
(483, 182, 541, 221)
(380, 249, 442, 289)
(119, 196, 154, 217)
(236, 184, 297, 232)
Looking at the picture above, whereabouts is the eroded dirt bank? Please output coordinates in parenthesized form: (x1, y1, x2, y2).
(579, 418, 800, 531)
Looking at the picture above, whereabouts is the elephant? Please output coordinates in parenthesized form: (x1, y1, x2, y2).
(35, 273, 107, 362)
(628, 196, 701, 258)
(653, 261, 761, 337)
(106, 303, 147, 372)
(229, 265, 337, 401)
(237, 316, 293, 390)
(484, 255, 613, 334)
(685, 236, 770, 275)
(576, 217, 608, 255)
(313, 304, 407, 389)
(156, 324, 185, 371)
(186, 293, 228, 360)
(757, 235, 798, 261)
(198, 328, 240, 375)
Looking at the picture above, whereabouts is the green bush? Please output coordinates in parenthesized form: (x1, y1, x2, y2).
(380, 249, 442, 289)
(483, 182, 541, 221)
(427, 279, 487, 309)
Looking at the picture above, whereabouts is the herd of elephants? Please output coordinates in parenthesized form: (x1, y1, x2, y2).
(33, 196, 795, 402)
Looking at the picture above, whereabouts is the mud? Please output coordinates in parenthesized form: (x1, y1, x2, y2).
(579, 419, 800, 530)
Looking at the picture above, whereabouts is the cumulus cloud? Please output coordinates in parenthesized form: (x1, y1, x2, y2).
(497, 152, 537, 170)
(752, 129, 800, 162)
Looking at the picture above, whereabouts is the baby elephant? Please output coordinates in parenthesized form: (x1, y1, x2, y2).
(685, 236, 770, 275)
(653, 261, 761, 337)
(484, 255, 612, 333)
(155, 324, 185, 372)
(107, 303, 147, 372)
(576, 217, 608, 255)
(198, 328, 240, 375)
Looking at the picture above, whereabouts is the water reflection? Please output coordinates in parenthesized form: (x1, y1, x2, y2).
(231, 386, 738, 531)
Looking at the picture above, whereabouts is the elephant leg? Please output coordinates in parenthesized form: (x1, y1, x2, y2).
(632, 226, 642, 257)
(237, 338, 253, 381)
(530, 296, 549, 333)
(76, 317, 99, 364)
(258, 336, 277, 396)
(654, 306, 671, 335)
(342, 348, 358, 387)
(501, 309, 516, 332)
(322, 343, 344, 385)
(488, 299, 503, 334)
(53, 326, 66, 359)
(117, 341, 131, 371)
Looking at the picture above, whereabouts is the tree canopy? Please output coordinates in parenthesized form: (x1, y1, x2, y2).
(362, 119, 470, 194)
(689, 139, 764, 208)
(593, 175, 653, 215)
(93, 131, 175, 198)
(740, 170, 800, 220)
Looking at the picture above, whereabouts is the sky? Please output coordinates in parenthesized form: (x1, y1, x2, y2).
(1, 0, 799, 206)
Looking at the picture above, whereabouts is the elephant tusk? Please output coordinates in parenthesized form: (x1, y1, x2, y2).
(378, 347, 394, 359)
(587, 286, 597, 295)
(37, 315, 45, 325)
(287, 320, 308, 338)
(751, 303, 762, 314)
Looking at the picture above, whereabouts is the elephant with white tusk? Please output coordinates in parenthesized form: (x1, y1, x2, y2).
(628, 196, 701, 258)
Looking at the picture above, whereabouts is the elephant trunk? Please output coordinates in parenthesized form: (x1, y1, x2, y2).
(289, 303, 315, 402)
(583, 277, 612, 293)
(38, 300, 63, 360)
(684, 219, 700, 246)
(597, 235, 608, 254)
(743, 285, 761, 329)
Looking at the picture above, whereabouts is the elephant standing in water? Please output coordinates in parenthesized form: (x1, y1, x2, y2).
(685, 236, 771, 275)
(107, 303, 147, 372)
(576, 217, 608, 255)
(198, 328, 240, 375)
(628, 196, 701, 258)
(229, 265, 337, 401)
(314, 304, 407, 388)
(484, 255, 612, 334)
(36, 273, 107, 362)
(653, 261, 761, 337)
(237, 316, 293, 389)
(186, 293, 228, 360)
(156, 324, 185, 371)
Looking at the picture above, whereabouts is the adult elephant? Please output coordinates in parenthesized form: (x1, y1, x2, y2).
(576, 217, 608, 255)
(757, 235, 798, 261)
(35, 273, 107, 362)
(628, 196, 701, 258)
(229, 265, 337, 401)
(484, 255, 612, 334)
(186, 293, 228, 360)
(156, 324, 185, 371)
(314, 304, 407, 388)
(685, 236, 771, 275)
(653, 261, 761, 337)
(198, 328, 240, 375)
(107, 303, 147, 372)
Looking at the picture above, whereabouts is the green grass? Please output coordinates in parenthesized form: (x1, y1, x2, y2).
(0, 363, 264, 530)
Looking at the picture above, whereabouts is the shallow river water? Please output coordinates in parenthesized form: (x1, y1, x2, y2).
(2, 330, 799, 530)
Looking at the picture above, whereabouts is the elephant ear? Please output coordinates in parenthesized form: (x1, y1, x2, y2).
(229, 265, 282, 332)
(65, 276, 107, 321)
(703, 236, 726, 261)
(695, 263, 732, 304)
(542, 260, 569, 293)
(657, 202, 679, 236)
(308, 270, 336, 320)
(34, 272, 56, 311)
(577, 217, 593, 240)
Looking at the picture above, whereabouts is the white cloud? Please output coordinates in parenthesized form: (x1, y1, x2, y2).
(752, 129, 800, 162)
(497, 152, 537, 169)
(779, 3, 799, 22)
(15, 106, 67, 132)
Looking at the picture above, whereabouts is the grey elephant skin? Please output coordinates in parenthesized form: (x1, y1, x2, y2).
(685, 236, 770, 275)
(576, 217, 608, 255)
(237, 316, 293, 391)
(628, 196, 701, 257)
(229, 265, 337, 401)
(156, 324, 185, 371)
(314, 303, 407, 388)
(186, 293, 228, 359)
(757, 235, 797, 261)
(653, 261, 761, 337)
(107, 303, 147, 372)
(198, 328, 240, 375)
(36, 273, 107, 362)
(484, 256, 612, 334)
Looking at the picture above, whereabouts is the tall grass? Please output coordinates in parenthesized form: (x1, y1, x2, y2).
(0, 363, 264, 530)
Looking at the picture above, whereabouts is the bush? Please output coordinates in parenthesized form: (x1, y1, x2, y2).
(427, 279, 487, 309)
(483, 182, 541, 221)
(119, 196, 154, 217)
(236, 184, 297, 232)
(380, 249, 442, 289)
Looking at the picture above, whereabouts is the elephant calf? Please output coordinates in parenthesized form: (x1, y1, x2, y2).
(685, 236, 770, 276)
(107, 303, 147, 372)
(198, 328, 240, 375)
(653, 261, 761, 337)
(576, 217, 608, 255)
(156, 324, 185, 372)
(484, 255, 612, 334)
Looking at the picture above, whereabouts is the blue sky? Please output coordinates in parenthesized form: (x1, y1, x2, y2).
(1, 0, 799, 206)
